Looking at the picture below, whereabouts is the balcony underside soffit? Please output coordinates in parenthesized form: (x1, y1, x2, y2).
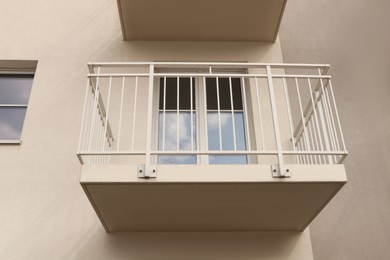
(117, 0, 287, 42)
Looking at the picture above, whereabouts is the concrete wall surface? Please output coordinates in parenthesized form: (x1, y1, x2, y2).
(280, 0, 390, 259)
(0, 0, 314, 259)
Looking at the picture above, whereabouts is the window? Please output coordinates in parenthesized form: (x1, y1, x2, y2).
(0, 62, 36, 143)
(157, 75, 248, 164)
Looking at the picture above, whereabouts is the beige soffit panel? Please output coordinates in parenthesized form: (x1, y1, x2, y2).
(117, 0, 287, 42)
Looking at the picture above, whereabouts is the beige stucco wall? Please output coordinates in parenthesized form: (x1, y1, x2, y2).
(281, 0, 390, 259)
(0, 0, 314, 259)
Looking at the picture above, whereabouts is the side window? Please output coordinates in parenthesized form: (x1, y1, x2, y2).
(0, 63, 36, 143)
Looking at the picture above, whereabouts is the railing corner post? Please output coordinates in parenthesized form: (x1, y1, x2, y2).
(142, 64, 157, 179)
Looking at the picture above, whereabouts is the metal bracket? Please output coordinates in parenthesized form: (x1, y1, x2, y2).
(137, 165, 157, 179)
(271, 165, 291, 178)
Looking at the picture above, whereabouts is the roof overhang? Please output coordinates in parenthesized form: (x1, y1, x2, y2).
(117, 0, 287, 42)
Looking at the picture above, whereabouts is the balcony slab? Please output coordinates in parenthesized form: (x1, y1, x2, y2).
(81, 164, 346, 232)
(117, 0, 287, 42)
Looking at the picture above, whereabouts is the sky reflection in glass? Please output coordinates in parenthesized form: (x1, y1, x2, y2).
(0, 75, 33, 140)
(158, 112, 197, 164)
(0, 75, 33, 104)
(207, 112, 247, 164)
(157, 76, 247, 165)
(0, 108, 27, 140)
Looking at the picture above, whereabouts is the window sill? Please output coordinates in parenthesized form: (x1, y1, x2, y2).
(0, 140, 22, 145)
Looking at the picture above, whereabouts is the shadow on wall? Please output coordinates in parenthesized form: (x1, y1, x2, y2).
(71, 229, 307, 259)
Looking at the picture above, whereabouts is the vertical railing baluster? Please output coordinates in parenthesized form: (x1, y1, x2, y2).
(229, 77, 237, 151)
(87, 66, 101, 164)
(78, 78, 92, 165)
(202, 76, 209, 164)
(190, 76, 194, 152)
(329, 79, 346, 152)
(318, 69, 334, 163)
(162, 77, 166, 151)
(282, 77, 296, 164)
(295, 77, 311, 158)
(117, 76, 125, 151)
(216, 77, 222, 151)
(101, 76, 112, 165)
(241, 77, 251, 152)
(324, 80, 340, 163)
(308, 118, 316, 164)
(176, 77, 180, 151)
(144, 64, 155, 177)
(308, 78, 324, 164)
(131, 76, 138, 151)
(255, 77, 265, 150)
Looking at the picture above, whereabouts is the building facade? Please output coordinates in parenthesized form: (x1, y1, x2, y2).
(1, 0, 349, 259)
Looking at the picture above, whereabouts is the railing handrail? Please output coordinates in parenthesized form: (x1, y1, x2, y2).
(88, 62, 331, 70)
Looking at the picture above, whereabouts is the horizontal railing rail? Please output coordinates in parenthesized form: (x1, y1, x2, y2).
(77, 62, 348, 177)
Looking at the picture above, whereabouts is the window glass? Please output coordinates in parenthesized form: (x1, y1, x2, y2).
(158, 77, 196, 164)
(0, 107, 27, 140)
(0, 74, 34, 141)
(158, 76, 247, 165)
(0, 75, 33, 104)
(206, 77, 247, 164)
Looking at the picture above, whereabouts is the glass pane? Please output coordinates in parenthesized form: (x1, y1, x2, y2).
(206, 78, 217, 110)
(218, 78, 231, 110)
(231, 78, 243, 110)
(158, 112, 196, 164)
(179, 78, 190, 110)
(209, 155, 247, 164)
(159, 112, 177, 150)
(158, 155, 197, 164)
(165, 77, 177, 110)
(220, 112, 234, 150)
(179, 112, 196, 150)
(0, 107, 26, 140)
(234, 112, 246, 150)
(0, 75, 34, 104)
(208, 111, 247, 164)
(207, 112, 220, 150)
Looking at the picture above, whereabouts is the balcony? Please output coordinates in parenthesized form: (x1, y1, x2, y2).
(116, 0, 287, 41)
(78, 62, 347, 232)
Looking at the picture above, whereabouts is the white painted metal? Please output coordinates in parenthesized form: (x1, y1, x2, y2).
(254, 77, 265, 150)
(162, 77, 166, 151)
(329, 80, 347, 151)
(216, 77, 223, 151)
(200, 76, 209, 164)
(176, 77, 180, 151)
(190, 77, 194, 151)
(241, 76, 251, 151)
(307, 79, 325, 164)
(282, 77, 295, 153)
(229, 77, 237, 151)
(77, 78, 91, 163)
(143, 65, 156, 177)
(78, 62, 348, 174)
(117, 77, 125, 151)
(266, 66, 288, 177)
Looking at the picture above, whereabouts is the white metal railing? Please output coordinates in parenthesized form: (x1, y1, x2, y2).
(77, 62, 348, 178)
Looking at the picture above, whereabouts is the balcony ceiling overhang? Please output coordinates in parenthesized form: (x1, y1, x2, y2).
(117, 0, 287, 42)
